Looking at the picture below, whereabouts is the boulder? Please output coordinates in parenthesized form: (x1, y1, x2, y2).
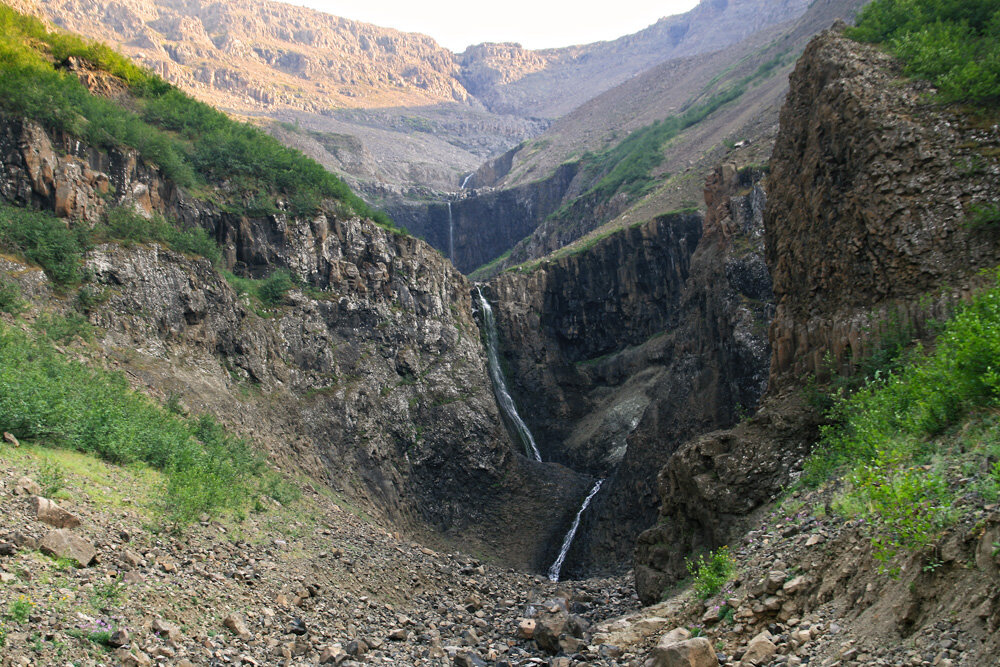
(224, 613, 251, 640)
(739, 631, 777, 666)
(650, 637, 717, 667)
(31, 496, 81, 529)
(39, 529, 95, 566)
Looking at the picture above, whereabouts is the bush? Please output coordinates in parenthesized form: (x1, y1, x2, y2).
(0, 205, 87, 284)
(0, 322, 269, 525)
(805, 274, 1000, 567)
(686, 546, 736, 599)
(848, 0, 1000, 105)
(0, 278, 24, 314)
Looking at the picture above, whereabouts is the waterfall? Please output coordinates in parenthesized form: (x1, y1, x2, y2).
(548, 479, 604, 582)
(447, 201, 454, 263)
(474, 287, 543, 462)
(460, 173, 473, 189)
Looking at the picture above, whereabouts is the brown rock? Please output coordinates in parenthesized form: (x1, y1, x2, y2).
(516, 618, 536, 639)
(31, 496, 81, 529)
(151, 618, 182, 643)
(650, 636, 717, 667)
(319, 644, 346, 664)
(224, 613, 251, 640)
(3, 431, 19, 446)
(739, 631, 777, 666)
(109, 628, 130, 648)
(14, 476, 41, 496)
(39, 529, 96, 566)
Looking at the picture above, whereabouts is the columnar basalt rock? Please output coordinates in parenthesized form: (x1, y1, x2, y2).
(487, 163, 773, 577)
(634, 26, 1000, 604)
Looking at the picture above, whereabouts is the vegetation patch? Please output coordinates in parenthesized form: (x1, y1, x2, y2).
(0, 319, 284, 526)
(848, 0, 1000, 105)
(686, 546, 736, 599)
(0, 5, 396, 229)
(804, 273, 1000, 572)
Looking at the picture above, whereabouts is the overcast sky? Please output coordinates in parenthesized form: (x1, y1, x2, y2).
(284, 0, 702, 51)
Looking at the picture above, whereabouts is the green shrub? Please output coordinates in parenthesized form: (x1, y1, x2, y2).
(7, 596, 32, 623)
(848, 0, 1000, 105)
(0, 205, 86, 284)
(806, 274, 1000, 566)
(0, 278, 24, 314)
(686, 545, 735, 599)
(37, 459, 66, 497)
(0, 322, 270, 525)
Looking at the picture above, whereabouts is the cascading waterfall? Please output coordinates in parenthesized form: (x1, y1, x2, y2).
(447, 201, 454, 263)
(475, 287, 543, 462)
(548, 479, 604, 582)
(460, 173, 473, 189)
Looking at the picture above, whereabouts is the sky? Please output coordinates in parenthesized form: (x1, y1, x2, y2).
(284, 0, 702, 52)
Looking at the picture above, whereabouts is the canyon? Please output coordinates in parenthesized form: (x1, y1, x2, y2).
(1, 0, 1000, 665)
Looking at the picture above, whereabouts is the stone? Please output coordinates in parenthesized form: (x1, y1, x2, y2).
(3, 431, 19, 446)
(782, 575, 809, 594)
(288, 617, 308, 636)
(31, 496, 81, 529)
(39, 529, 95, 566)
(151, 618, 182, 643)
(109, 628, 129, 648)
(764, 571, 786, 594)
(118, 649, 152, 667)
(0, 542, 16, 556)
(650, 637, 717, 667)
(533, 609, 569, 654)
(319, 644, 346, 664)
(658, 627, 692, 647)
(740, 631, 777, 666)
(388, 628, 407, 641)
(453, 651, 486, 667)
(14, 477, 41, 496)
(224, 613, 251, 640)
(516, 618, 536, 639)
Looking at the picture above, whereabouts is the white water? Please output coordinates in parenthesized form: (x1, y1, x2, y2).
(475, 287, 543, 462)
(548, 479, 604, 582)
(460, 173, 473, 189)
(447, 202, 454, 263)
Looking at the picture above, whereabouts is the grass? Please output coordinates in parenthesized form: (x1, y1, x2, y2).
(0, 318, 282, 526)
(803, 272, 1000, 571)
(0, 4, 397, 229)
(848, 0, 1000, 105)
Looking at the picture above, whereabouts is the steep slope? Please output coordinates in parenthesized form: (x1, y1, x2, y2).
(20, 0, 818, 200)
(635, 25, 1000, 602)
(0, 9, 594, 572)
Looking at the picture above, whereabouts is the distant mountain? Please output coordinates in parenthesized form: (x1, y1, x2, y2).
(19, 0, 813, 194)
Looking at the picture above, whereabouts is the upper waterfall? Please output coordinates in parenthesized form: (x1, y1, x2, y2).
(474, 287, 543, 462)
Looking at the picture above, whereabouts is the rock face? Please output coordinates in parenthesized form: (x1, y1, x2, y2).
(633, 27, 1000, 604)
(488, 164, 773, 576)
(766, 27, 1000, 390)
(386, 162, 577, 273)
(0, 113, 593, 572)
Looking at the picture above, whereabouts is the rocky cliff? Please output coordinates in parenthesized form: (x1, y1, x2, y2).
(487, 163, 774, 577)
(0, 112, 593, 571)
(633, 26, 1000, 604)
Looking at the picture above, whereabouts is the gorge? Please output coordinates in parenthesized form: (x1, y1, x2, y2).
(1, 0, 1000, 665)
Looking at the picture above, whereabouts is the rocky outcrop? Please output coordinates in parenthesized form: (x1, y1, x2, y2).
(766, 27, 1000, 390)
(633, 27, 1000, 604)
(386, 162, 578, 274)
(0, 114, 593, 572)
(488, 164, 773, 576)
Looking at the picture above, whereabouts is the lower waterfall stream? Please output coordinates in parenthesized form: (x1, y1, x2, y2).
(548, 478, 604, 582)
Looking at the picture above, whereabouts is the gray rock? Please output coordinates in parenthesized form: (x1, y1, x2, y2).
(31, 496, 81, 529)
